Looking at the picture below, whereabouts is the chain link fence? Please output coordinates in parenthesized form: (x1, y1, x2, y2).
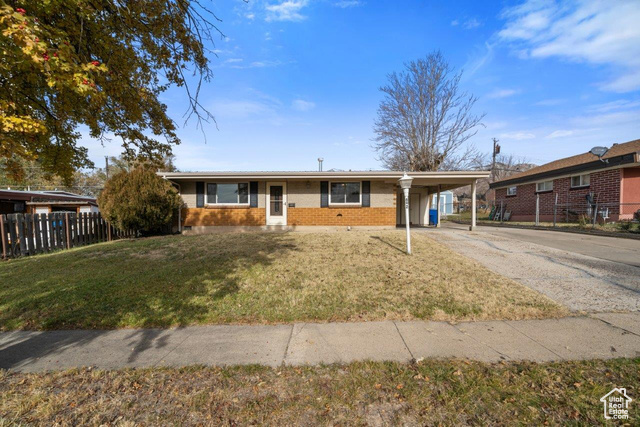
(441, 197, 640, 233)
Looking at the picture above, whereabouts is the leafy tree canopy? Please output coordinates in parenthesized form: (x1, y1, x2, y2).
(0, 0, 219, 183)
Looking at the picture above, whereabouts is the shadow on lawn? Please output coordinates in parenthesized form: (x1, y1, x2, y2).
(0, 233, 297, 369)
(370, 235, 406, 254)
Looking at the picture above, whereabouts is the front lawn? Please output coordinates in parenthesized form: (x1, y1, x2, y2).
(0, 230, 565, 330)
(1, 358, 637, 425)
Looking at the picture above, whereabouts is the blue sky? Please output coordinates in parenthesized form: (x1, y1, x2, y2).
(83, 0, 640, 171)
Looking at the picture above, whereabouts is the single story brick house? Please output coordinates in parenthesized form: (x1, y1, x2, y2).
(0, 190, 99, 215)
(489, 139, 640, 222)
(159, 170, 489, 232)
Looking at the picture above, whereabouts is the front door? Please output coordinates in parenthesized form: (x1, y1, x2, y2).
(266, 182, 287, 225)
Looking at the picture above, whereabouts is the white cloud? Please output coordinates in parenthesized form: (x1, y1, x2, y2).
(221, 59, 284, 69)
(266, 0, 309, 22)
(487, 88, 520, 99)
(498, 0, 640, 92)
(463, 42, 495, 78)
(265, 31, 272, 41)
(333, 0, 363, 8)
(463, 18, 481, 29)
(499, 131, 536, 140)
(292, 99, 315, 111)
(546, 130, 574, 138)
(246, 13, 255, 20)
(587, 99, 640, 113)
(452, 17, 481, 29)
(211, 100, 276, 120)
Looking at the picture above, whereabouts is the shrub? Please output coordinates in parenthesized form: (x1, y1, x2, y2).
(577, 215, 590, 228)
(98, 166, 182, 234)
(619, 221, 633, 231)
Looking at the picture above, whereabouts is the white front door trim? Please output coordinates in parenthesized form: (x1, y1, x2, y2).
(266, 181, 287, 226)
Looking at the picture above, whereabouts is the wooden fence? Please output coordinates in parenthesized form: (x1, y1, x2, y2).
(0, 212, 135, 259)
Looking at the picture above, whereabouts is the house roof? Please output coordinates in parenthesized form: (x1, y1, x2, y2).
(490, 139, 640, 189)
(159, 170, 490, 180)
(0, 189, 96, 204)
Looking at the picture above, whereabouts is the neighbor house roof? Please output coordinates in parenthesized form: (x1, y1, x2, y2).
(0, 189, 97, 204)
(490, 139, 640, 189)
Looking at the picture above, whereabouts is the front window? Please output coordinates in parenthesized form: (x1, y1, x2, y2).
(536, 180, 553, 192)
(571, 174, 590, 188)
(330, 182, 361, 204)
(507, 186, 517, 196)
(206, 182, 249, 205)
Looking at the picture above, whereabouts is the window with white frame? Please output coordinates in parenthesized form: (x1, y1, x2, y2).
(507, 186, 517, 196)
(571, 174, 590, 188)
(536, 180, 553, 192)
(206, 182, 249, 205)
(330, 182, 361, 204)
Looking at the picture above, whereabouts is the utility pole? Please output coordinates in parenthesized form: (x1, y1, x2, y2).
(105, 156, 109, 180)
(491, 138, 500, 182)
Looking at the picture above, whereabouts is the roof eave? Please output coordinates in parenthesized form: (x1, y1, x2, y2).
(158, 171, 491, 180)
(489, 153, 638, 189)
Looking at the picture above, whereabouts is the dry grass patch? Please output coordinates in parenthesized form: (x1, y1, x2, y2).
(0, 230, 565, 330)
(1, 358, 637, 425)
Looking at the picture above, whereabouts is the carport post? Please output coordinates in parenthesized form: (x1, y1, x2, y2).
(469, 180, 477, 231)
(436, 185, 441, 228)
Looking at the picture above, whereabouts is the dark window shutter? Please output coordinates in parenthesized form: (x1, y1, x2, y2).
(362, 181, 370, 207)
(250, 181, 258, 207)
(196, 182, 204, 207)
(320, 181, 329, 207)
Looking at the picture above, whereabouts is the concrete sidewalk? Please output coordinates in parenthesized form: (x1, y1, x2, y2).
(2, 313, 639, 372)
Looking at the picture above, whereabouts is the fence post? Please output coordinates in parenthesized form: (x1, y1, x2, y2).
(0, 214, 6, 259)
(535, 194, 540, 226)
(65, 213, 71, 249)
(553, 193, 558, 227)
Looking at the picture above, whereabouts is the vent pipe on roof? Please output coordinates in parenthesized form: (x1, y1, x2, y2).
(318, 158, 324, 172)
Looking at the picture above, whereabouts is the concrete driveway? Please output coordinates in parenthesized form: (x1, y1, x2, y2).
(428, 223, 640, 312)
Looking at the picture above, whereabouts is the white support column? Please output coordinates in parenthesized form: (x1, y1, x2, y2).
(425, 192, 432, 225)
(436, 185, 441, 228)
(470, 179, 477, 231)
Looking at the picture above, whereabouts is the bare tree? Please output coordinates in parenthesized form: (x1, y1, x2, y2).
(373, 51, 485, 171)
(456, 153, 536, 201)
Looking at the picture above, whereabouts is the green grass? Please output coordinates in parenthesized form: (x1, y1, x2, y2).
(1, 358, 637, 425)
(0, 231, 565, 330)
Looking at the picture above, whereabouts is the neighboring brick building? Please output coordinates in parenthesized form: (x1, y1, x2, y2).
(490, 139, 640, 222)
(159, 170, 490, 232)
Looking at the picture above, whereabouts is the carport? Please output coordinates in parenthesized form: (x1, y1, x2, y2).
(394, 171, 490, 229)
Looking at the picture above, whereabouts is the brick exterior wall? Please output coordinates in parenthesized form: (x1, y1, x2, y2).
(495, 168, 623, 221)
(182, 207, 266, 226)
(288, 207, 396, 226)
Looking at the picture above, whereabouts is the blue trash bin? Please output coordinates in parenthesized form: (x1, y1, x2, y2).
(429, 209, 438, 226)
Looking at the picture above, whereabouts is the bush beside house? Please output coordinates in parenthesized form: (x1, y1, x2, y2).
(98, 167, 182, 234)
